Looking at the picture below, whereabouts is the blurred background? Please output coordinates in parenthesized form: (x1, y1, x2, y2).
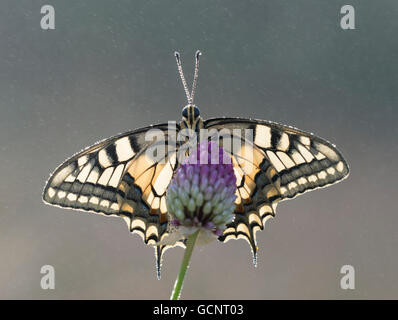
(0, 0, 397, 299)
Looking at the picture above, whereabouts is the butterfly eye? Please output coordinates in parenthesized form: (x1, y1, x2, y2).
(182, 107, 188, 118)
(193, 106, 200, 118)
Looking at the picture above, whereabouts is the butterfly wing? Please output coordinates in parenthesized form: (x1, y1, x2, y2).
(43, 123, 181, 277)
(204, 117, 349, 263)
(44, 116, 349, 271)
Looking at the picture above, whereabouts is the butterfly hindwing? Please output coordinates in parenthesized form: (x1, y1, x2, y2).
(220, 149, 280, 264)
(205, 118, 349, 262)
(204, 127, 280, 262)
(117, 140, 179, 245)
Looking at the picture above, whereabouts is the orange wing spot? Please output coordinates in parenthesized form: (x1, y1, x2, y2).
(121, 202, 134, 214)
(159, 213, 168, 224)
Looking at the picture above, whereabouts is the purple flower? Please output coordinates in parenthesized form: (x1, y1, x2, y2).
(165, 141, 237, 244)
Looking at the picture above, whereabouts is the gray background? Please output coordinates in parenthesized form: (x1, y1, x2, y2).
(0, 0, 397, 299)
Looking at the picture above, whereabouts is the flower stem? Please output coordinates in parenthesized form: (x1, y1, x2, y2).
(170, 230, 200, 300)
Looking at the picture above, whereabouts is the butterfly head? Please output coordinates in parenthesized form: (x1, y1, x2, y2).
(181, 104, 202, 129)
(182, 104, 200, 121)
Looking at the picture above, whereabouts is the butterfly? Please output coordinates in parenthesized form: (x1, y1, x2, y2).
(43, 51, 349, 278)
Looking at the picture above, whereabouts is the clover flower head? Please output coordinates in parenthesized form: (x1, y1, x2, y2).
(165, 141, 237, 244)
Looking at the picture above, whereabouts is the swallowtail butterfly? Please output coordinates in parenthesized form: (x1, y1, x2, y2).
(43, 51, 349, 277)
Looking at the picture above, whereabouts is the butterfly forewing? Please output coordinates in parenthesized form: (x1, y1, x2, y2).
(205, 118, 349, 199)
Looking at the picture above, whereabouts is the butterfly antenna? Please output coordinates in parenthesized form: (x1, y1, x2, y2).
(174, 51, 192, 104)
(190, 50, 202, 104)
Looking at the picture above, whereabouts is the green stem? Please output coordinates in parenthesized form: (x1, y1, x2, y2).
(170, 230, 199, 300)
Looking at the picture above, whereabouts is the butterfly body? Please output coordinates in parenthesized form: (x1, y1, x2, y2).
(43, 51, 349, 277)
